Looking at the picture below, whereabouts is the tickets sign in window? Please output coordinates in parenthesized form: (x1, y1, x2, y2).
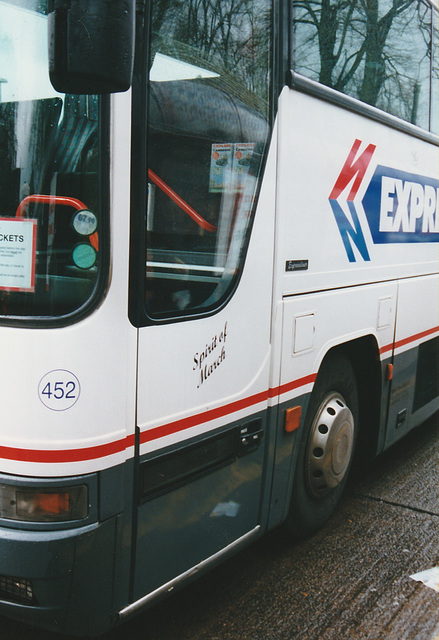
(0, 218, 37, 292)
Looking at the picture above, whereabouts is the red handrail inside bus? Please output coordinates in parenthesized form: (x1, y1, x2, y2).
(16, 194, 99, 251)
(148, 169, 217, 233)
(16, 194, 88, 216)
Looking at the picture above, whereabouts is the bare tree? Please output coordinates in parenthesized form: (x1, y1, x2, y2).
(294, 0, 433, 124)
(152, 0, 271, 107)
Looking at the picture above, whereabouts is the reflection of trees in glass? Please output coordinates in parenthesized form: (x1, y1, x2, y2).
(146, 0, 271, 317)
(0, 104, 17, 216)
(293, 0, 434, 128)
(2, 0, 47, 14)
(151, 0, 271, 109)
(431, 19, 438, 133)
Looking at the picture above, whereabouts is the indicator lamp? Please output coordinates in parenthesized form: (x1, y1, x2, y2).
(0, 485, 88, 522)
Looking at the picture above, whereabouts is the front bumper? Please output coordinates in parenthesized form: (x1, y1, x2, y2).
(0, 517, 117, 637)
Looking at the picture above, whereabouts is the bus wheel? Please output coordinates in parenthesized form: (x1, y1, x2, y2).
(286, 354, 359, 538)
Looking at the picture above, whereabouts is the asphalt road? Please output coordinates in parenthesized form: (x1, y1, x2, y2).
(4, 414, 439, 640)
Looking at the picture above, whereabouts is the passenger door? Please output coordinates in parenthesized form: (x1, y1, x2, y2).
(131, 0, 275, 601)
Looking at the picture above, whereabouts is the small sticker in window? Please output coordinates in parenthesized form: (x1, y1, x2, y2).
(209, 144, 233, 192)
(72, 210, 98, 236)
(72, 244, 97, 269)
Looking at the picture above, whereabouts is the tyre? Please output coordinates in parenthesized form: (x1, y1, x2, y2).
(286, 353, 359, 537)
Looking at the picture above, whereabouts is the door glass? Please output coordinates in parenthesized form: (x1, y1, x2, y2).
(145, 0, 272, 318)
(0, 1, 106, 323)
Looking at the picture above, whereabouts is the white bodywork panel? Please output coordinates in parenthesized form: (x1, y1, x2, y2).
(0, 87, 437, 478)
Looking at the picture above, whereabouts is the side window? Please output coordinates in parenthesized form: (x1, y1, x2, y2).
(0, 3, 105, 324)
(432, 17, 439, 134)
(292, 0, 436, 132)
(145, 0, 271, 319)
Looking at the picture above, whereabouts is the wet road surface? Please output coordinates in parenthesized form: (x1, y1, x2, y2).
(4, 414, 439, 640)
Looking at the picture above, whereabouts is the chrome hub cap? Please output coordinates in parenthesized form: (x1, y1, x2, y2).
(306, 392, 355, 498)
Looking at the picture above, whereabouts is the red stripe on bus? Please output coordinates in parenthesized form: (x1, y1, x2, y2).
(379, 343, 393, 355)
(0, 373, 317, 464)
(394, 326, 439, 350)
(9, 321, 434, 467)
(141, 373, 318, 445)
(0, 435, 136, 464)
(274, 373, 317, 397)
(140, 389, 270, 444)
(380, 325, 439, 355)
(1, 323, 437, 465)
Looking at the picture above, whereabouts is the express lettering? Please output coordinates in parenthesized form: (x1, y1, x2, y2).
(380, 177, 439, 234)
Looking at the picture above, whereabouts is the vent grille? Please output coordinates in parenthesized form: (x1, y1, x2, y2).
(0, 575, 35, 605)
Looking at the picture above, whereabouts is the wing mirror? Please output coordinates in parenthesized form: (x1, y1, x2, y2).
(48, 0, 135, 94)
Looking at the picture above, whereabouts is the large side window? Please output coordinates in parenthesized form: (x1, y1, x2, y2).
(292, 0, 437, 133)
(144, 0, 272, 319)
(0, 2, 107, 324)
(432, 16, 439, 135)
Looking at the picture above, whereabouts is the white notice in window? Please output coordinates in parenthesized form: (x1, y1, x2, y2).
(0, 218, 37, 292)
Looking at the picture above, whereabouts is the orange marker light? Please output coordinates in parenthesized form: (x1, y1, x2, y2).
(34, 492, 70, 516)
(285, 406, 302, 433)
(13, 485, 88, 522)
(386, 364, 394, 381)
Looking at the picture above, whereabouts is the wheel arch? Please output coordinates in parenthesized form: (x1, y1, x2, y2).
(317, 334, 382, 466)
(285, 334, 383, 537)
